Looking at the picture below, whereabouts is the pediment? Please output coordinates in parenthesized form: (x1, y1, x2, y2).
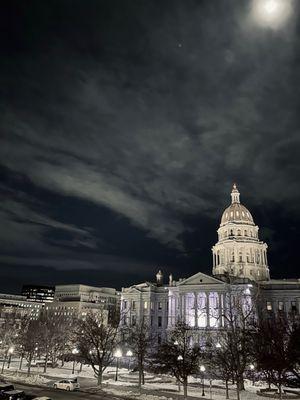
(177, 272, 225, 286)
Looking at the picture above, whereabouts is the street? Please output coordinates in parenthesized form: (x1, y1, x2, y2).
(12, 382, 121, 400)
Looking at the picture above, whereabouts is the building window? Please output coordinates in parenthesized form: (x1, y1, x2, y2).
(123, 300, 127, 309)
(291, 301, 297, 312)
(132, 315, 136, 326)
(157, 334, 161, 345)
(132, 301, 136, 310)
(150, 316, 153, 326)
(278, 301, 284, 311)
(150, 301, 154, 311)
(266, 301, 272, 311)
(237, 229, 241, 236)
(158, 316, 162, 327)
(158, 302, 162, 310)
(144, 301, 148, 310)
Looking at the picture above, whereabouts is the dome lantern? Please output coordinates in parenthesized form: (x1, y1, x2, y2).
(231, 183, 240, 204)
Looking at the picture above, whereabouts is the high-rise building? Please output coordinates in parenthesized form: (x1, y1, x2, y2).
(21, 285, 55, 303)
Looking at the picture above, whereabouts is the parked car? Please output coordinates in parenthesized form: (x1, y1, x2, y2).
(0, 385, 15, 394)
(0, 389, 26, 400)
(26, 361, 57, 368)
(53, 379, 80, 391)
(32, 398, 52, 400)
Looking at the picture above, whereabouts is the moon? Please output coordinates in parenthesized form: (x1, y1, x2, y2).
(250, 0, 293, 29)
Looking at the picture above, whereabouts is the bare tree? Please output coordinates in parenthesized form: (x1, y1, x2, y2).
(17, 317, 40, 376)
(252, 315, 300, 399)
(74, 310, 119, 386)
(0, 314, 18, 373)
(217, 283, 256, 400)
(208, 339, 234, 399)
(37, 310, 74, 373)
(151, 322, 204, 399)
(126, 318, 153, 389)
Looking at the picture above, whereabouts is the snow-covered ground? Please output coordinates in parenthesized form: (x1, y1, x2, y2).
(0, 358, 294, 400)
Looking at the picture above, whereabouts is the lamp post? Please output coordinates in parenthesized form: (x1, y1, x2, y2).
(72, 348, 79, 374)
(114, 349, 122, 381)
(200, 365, 206, 397)
(19, 346, 24, 371)
(126, 350, 133, 371)
(177, 355, 183, 392)
(1, 348, 8, 374)
(249, 364, 255, 386)
(7, 347, 14, 369)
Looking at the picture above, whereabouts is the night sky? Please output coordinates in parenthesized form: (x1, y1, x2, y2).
(1, 0, 299, 294)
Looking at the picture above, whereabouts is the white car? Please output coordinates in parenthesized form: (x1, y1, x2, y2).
(33, 398, 52, 400)
(53, 379, 80, 391)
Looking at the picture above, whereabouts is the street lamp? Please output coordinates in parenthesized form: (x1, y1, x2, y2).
(72, 348, 79, 374)
(7, 347, 14, 369)
(200, 365, 206, 397)
(114, 349, 122, 381)
(216, 342, 221, 349)
(249, 364, 255, 385)
(126, 350, 133, 371)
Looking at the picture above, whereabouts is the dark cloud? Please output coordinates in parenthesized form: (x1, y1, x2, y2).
(0, 0, 300, 292)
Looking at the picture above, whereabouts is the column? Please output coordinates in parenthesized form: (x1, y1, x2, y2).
(178, 294, 182, 322)
(183, 294, 186, 324)
(218, 293, 223, 328)
(206, 292, 210, 328)
(194, 292, 198, 328)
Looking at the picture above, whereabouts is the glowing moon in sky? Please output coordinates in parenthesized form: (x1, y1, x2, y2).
(251, 0, 293, 29)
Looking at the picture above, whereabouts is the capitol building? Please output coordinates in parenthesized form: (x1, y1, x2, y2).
(120, 184, 300, 342)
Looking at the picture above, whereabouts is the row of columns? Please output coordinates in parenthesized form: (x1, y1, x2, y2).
(213, 247, 268, 267)
(168, 292, 224, 329)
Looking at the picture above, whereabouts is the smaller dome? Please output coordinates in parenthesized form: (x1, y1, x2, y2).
(221, 203, 254, 226)
(220, 184, 254, 226)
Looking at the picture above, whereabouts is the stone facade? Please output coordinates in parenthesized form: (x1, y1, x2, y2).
(120, 184, 300, 342)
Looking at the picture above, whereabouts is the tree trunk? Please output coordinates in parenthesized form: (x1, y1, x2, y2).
(138, 369, 142, 390)
(27, 354, 32, 377)
(97, 372, 103, 386)
(225, 379, 229, 399)
(43, 353, 49, 373)
(19, 354, 24, 371)
(236, 384, 240, 400)
(238, 377, 245, 391)
(279, 383, 283, 400)
(183, 378, 188, 399)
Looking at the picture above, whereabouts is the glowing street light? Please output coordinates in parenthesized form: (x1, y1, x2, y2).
(200, 365, 206, 397)
(72, 348, 79, 374)
(177, 355, 183, 361)
(216, 342, 222, 348)
(249, 364, 255, 385)
(114, 349, 122, 381)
